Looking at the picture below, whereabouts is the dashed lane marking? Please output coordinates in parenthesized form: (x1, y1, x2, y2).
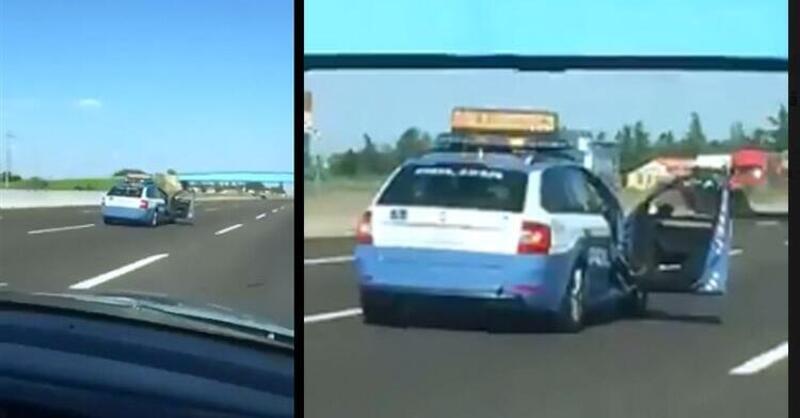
(256, 213, 267, 220)
(69, 253, 170, 290)
(215, 224, 243, 235)
(304, 308, 363, 324)
(28, 224, 95, 235)
(756, 220, 779, 227)
(304, 255, 355, 266)
(730, 341, 788, 375)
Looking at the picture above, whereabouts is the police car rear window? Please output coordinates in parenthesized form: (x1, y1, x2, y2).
(108, 186, 143, 197)
(378, 164, 528, 212)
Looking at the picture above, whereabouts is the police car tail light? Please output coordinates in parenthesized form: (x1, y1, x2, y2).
(356, 211, 373, 245)
(518, 221, 551, 254)
(139, 200, 149, 209)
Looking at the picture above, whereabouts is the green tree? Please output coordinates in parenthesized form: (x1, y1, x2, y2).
(682, 112, 707, 156)
(27, 177, 49, 189)
(616, 125, 637, 172)
(655, 131, 676, 154)
(113, 168, 145, 177)
(329, 149, 358, 176)
(395, 127, 433, 164)
(767, 104, 788, 151)
(632, 121, 651, 163)
(303, 133, 313, 180)
(357, 134, 381, 175)
(0, 171, 21, 182)
(751, 128, 769, 147)
(729, 122, 747, 148)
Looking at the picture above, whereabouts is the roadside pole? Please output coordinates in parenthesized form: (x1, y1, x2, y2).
(1, 131, 12, 189)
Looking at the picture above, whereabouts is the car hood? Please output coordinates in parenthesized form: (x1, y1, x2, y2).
(0, 289, 293, 350)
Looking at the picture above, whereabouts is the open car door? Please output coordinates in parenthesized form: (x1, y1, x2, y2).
(624, 172, 732, 295)
(170, 190, 196, 224)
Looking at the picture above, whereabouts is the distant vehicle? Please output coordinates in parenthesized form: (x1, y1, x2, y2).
(101, 173, 195, 226)
(730, 147, 784, 189)
(353, 130, 733, 332)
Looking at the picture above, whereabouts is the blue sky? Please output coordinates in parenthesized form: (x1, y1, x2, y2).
(1, 0, 293, 178)
(305, 0, 787, 57)
(304, 0, 787, 155)
(305, 70, 787, 156)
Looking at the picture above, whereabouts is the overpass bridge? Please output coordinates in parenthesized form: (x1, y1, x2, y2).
(177, 171, 294, 194)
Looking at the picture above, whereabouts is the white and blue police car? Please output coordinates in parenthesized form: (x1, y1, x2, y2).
(101, 175, 193, 227)
(353, 135, 732, 332)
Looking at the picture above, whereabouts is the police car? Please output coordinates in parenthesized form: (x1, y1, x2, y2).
(101, 174, 194, 227)
(353, 121, 732, 332)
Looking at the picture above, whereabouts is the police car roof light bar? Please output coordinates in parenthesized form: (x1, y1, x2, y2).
(432, 133, 577, 163)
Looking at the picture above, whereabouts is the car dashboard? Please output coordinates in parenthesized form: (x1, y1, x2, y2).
(0, 304, 293, 418)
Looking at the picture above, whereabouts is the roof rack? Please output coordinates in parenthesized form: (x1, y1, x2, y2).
(120, 173, 154, 187)
(432, 133, 580, 164)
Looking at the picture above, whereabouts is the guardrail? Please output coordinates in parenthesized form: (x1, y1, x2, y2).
(0, 190, 105, 209)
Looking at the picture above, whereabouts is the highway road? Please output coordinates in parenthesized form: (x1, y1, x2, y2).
(304, 218, 788, 418)
(0, 199, 295, 329)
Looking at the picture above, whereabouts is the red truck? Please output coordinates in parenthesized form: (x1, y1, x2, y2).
(729, 147, 785, 189)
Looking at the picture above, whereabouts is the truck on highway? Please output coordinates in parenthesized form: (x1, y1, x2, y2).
(730, 147, 785, 189)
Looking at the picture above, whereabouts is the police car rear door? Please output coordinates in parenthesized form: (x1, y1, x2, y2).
(371, 162, 528, 255)
(625, 173, 732, 295)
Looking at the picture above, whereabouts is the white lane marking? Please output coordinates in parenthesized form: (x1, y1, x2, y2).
(730, 342, 788, 375)
(81, 209, 99, 214)
(729, 248, 743, 256)
(205, 207, 220, 212)
(28, 223, 95, 235)
(272, 208, 278, 213)
(215, 223, 243, 235)
(756, 220, 779, 227)
(0, 282, 7, 287)
(304, 255, 355, 266)
(304, 308, 363, 324)
(69, 253, 170, 290)
(256, 213, 267, 220)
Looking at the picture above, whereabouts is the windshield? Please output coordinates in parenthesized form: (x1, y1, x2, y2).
(303, 1, 787, 418)
(107, 185, 143, 198)
(378, 164, 528, 212)
(1, 0, 294, 346)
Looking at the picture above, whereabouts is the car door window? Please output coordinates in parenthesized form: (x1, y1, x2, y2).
(145, 187, 159, 199)
(541, 166, 588, 213)
(563, 168, 593, 213)
(580, 172, 606, 214)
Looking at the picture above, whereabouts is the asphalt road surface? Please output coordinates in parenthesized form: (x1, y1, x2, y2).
(0, 199, 294, 329)
(304, 219, 787, 418)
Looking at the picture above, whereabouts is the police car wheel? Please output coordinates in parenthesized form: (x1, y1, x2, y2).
(554, 263, 586, 333)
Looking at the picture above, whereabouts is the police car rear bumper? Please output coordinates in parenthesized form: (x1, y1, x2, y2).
(355, 245, 579, 313)
(102, 206, 151, 223)
(358, 286, 559, 328)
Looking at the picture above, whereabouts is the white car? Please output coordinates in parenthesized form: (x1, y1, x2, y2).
(101, 180, 194, 227)
(353, 143, 732, 332)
